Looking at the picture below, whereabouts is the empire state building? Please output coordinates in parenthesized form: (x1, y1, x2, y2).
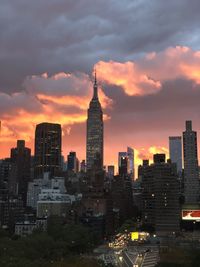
(86, 73, 103, 170)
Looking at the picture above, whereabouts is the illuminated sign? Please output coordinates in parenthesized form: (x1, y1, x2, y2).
(182, 210, 200, 220)
(131, 232, 139, 240)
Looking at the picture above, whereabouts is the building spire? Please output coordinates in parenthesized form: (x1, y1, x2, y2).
(93, 68, 98, 99)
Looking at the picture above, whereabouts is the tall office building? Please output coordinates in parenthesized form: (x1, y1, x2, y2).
(67, 152, 76, 172)
(169, 136, 182, 175)
(118, 155, 129, 176)
(0, 158, 12, 197)
(118, 147, 135, 178)
(86, 72, 103, 170)
(107, 165, 115, 180)
(141, 154, 180, 235)
(127, 147, 135, 179)
(34, 123, 62, 178)
(10, 140, 31, 205)
(67, 151, 79, 173)
(183, 121, 199, 204)
(118, 152, 127, 167)
(80, 160, 86, 172)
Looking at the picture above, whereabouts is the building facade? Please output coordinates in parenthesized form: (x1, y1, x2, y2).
(86, 73, 103, 170)
(141, 154, 180, 235)
(127, 147, 135, 179)
(183, 121, 199, 204)
(169, 136, 182, 176)
(10, 140, 31, 205)
(118, 147, 135, 179)
(34, 123, 62, 178)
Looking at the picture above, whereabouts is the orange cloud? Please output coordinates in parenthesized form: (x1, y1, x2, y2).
(1, 45, 200, 169)
(0, 71, 112, 158)
(141, 46, 200, 83)
(95, 46, 200, 98)
(136, 146, 169, 164)
(95, 61, 161, 96)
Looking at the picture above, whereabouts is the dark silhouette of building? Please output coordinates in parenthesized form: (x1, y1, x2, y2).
(183, 120, 199, 204)
(111, 174, 134, 226)
(67, 151, 79, 173)
(0, 158, 11, 197)
(141, 154, 180, 235)
(107, 165, 115, 180)
(118, 147, 135, 179)
(86, 72, 103, 170)
(0, 195, 24, 232)
(169, 136, 182, 176)
(34, 123, 61, 178)
(67, 152, 76, 172)
(80, 160, 86, 173)
(119, 155, 128, 176)
(10, 140, 31, 205)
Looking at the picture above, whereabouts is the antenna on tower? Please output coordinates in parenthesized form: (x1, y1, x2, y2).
(93, 68, 98, 99)
(94, 68, 97, 85)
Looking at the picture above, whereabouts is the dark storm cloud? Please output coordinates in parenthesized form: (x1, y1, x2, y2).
(104, 78, 200, 136)
(1, 0, 200, 92)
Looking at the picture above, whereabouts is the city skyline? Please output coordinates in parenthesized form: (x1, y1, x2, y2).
(1, 1, 200, 169)
(1, 64, 200, 169)
(1, 2, 200, 266)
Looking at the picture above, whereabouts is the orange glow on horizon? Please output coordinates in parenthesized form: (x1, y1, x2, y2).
(2, 45, 200, 174)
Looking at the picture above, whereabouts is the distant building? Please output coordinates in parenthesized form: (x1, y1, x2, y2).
(169, 136, 182, 176)
(10, 140, 31, 205)
(127, 147, 135, 179)
(34, 122, 61, 178)
(118, 152, 127, 170)
(15, 217, 47, 237)
(86, 72, 103, 170)
(107, 165, 115, 180)
(27, 173, 51, 209)
(61, 155, 67, 171)
(111, 174, 134, 225)
(118, 147, 135, 179)
(118, 155, 129, 176)
(80, 160, 86, 172)
(0, 158, 11, 197)
(27, 173, 66, 209)
(183, 121, 199, 204)
(37, 189, 81, 217)
(67, 151, 79, 173)
(0, 195, 24, 231)
(141, 154, 180, 235)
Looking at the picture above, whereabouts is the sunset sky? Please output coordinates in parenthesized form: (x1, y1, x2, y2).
(1, 1, 200, 174)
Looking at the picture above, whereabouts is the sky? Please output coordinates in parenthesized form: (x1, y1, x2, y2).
(1, 0, 200, 175)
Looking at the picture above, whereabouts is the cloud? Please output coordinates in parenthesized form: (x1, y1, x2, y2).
(137, 146, 169, 163)
(1, 1, 200, 93)
(140, 46, 200, 83)
(1, 45, 200, 173)
(95, 61, 161, 96)
(95, 46, 200, 96)
(0, 71, 112, 151)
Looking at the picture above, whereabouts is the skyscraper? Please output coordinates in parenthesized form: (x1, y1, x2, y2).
(86, 72, 103, 170)
(169, 136, 182, 175)
(67, 152, 76, 172)
(118, 155, 128, 176)
(10, 140, 31, 205)
(34, 123, 62, 178)
(118, 147, 135, 178)
(141, 154, 180, 235)
(67, 151, 79, 173)
(127, 147, 134, 179)
(107, 165, 115, 180)
(183, 121, 199, 204)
